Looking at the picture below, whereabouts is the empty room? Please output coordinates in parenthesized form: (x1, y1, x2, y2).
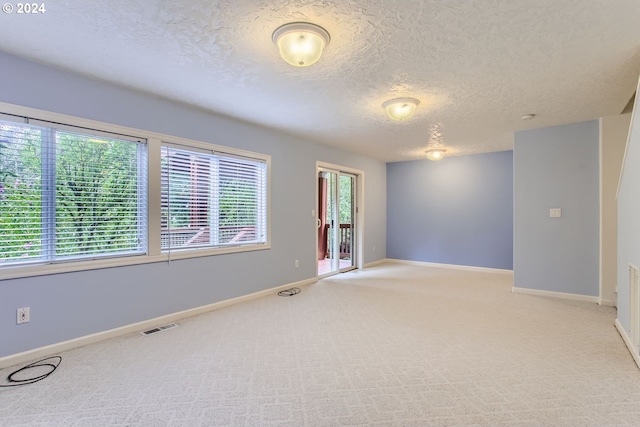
(2, 1, 640, 426)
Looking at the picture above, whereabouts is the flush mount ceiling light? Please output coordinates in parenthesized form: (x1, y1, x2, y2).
(272, 22, 330, 67)
(382, 97, 420, 121)
(521, 113, 536, 120)
(425, 148, 447, 161)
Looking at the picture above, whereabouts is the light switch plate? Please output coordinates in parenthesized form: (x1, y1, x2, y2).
(549, 208, 562, 218)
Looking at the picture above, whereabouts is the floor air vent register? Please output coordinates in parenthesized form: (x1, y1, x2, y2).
(141, 323, 179, 336)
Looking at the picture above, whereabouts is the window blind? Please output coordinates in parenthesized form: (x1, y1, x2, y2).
(0, 118, 147, 266)
(161, 145, 267, 251)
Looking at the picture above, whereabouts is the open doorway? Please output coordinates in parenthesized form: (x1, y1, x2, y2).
(317, 163, 362, 277)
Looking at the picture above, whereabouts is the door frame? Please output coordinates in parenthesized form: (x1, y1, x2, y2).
(316, 161, 364, 277)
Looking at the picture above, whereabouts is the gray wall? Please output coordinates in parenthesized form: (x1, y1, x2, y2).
(514, 121, 599, 296)
(617, 80, 640, 332)
(387, 151, 513, 270)
(0, 52, 387, 357)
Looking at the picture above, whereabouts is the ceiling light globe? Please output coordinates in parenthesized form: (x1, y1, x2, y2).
(382, 97, 420, 121)
(272, 22, 330, 67)
(426, 148, 446, 161)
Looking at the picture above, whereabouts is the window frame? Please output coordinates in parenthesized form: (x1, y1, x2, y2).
(159, 140, 270, 257)
(0, 102, 271, 280)
(0, 116, 149, 265)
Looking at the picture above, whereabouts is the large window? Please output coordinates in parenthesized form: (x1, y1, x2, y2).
(0, 116, 147, 266)
(160, 145, 267, 251)
(0, 105, 271, 278)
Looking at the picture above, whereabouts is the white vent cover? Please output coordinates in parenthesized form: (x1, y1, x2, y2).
(141, 323, 179, 336)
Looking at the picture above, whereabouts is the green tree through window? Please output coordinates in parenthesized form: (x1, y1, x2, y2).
(0, 120, 146, 264)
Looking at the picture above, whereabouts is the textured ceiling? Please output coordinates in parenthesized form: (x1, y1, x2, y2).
(1, 0, 639, 162)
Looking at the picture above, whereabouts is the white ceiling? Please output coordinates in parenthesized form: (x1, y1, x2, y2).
(1, 0, 639, 162)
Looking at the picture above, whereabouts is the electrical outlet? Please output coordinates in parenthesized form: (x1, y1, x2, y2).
(17, 307, 30, 324)
(295, 259, 299, 268)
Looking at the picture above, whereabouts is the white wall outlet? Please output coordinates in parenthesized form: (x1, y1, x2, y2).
(295, 259, 299, 268)
(17, 307, 30, 324)
(311, 209, 315, 218)
(549, 208, 562, 218)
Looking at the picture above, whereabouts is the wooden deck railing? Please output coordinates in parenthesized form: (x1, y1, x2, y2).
(161, 226, 256, 248)
(324, 223, 352, 258)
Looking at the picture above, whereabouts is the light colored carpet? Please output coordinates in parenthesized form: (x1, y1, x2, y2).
(2, 263, 640, 426)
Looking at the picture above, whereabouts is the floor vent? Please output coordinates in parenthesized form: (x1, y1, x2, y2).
(141, 323, 179, 336)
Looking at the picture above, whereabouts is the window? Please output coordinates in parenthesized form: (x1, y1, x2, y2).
(0, 104, 270, 278)
(160, 145, 267, 252)
(0, 116, 147, 266)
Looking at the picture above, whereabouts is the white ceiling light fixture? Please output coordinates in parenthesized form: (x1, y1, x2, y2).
(382, 97, 420, 121)
(425, 147, 446, 161)
(272, 22, 330, 67)
(521, 113, 536, 120)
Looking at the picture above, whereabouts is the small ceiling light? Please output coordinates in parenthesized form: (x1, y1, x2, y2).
(426, 148, 446, 161)
(272, 22, 330, 67)
(382, 97, 420, 121)
(521, 113, 536, 120)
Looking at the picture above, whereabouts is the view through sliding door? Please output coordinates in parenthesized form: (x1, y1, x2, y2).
(317, 168, 356, 277)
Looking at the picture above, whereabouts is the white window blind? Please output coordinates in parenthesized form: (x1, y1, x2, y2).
(161, 145, 267, 251)
(0, 117, 147, 266)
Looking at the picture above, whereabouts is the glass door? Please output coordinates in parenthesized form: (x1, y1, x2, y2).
(317, 168, 356, 277)
(338, 173, 356, 272)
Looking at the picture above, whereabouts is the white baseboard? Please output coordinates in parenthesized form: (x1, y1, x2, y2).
(511, 286, 599, 303)
(0, 277, 317, 370)
(364, 258, 388, 268)
(615, 318, 640, 370)
(599, 298, 617, 307)
(385, 258, 513, 274)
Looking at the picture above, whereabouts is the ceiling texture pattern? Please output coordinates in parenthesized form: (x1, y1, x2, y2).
(1, 0, 639, 162)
